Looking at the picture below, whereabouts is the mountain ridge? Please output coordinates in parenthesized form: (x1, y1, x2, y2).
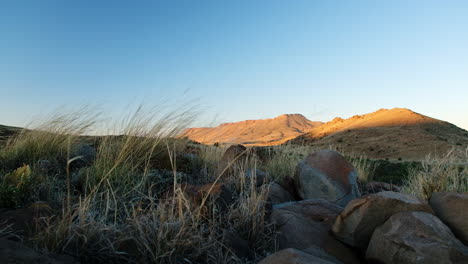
(183, 108, 468, 160)
(288, 108, 468, 160)
(182, 113, 323, 146)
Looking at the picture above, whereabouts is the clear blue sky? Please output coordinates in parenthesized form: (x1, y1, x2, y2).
(1, 0, 468, 130)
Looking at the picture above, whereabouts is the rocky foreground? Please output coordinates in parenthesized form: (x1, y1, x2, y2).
(255, 149, 468, 263)
(1, 146, 467, 263)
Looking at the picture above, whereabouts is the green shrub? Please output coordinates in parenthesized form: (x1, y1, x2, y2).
(0, 165, 32, 208)
(371, 159, 422, 184)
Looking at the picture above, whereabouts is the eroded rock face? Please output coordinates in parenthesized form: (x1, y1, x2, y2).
(258, 248, 340, 264)
(430, 192, 468, 245)
(271, 199, 360, 264)
(332, 191, 433, 251)
(294, 150, 360, 207)
(366, 211, 468, 264)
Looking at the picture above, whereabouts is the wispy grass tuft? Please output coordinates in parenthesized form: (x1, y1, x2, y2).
(0, 108, 98, 171)
(0, 104, 275, 263)
(348, 155, 376, 183)
(263, 144, 311, 181)
(402, 148, 468, 199)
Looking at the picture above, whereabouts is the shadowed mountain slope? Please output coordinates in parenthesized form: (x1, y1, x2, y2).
(288, 108, 468, 160)
(0, 124, 23, 141)
(182, 114, 323, 146)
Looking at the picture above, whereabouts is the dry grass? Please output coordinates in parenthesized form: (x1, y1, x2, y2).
(402, 148, 468, 200)
(31, 162, 275, 263)
(0, 108, 98, 170)
(348, 155, 376, 183)
(0, 106, 276, 263)
(263, 144, 312, 181)
(6, 106, 464, 263)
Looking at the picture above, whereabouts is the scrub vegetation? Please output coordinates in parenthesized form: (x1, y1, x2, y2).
(0, 107, 466, 263)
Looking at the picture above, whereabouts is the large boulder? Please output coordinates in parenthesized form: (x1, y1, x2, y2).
(215, 144, 248, 179)
(245, 168, 268, 187)
(430, 192, 468, 245)
(70, 143, 96, 169)
(266, 183, 294, 206)
(0, 202, 53, 236)
(366, 211, 468, 264)
(178, 182, 234, 209)
(258, 248, 341, 264)
(361, 181, 401, 195)
(278, 175, 301, 200)
(332, 191, 433, 251)
(294, 150, 360, 207)
(271, 199, 360, 264)
(222, 144, 247, 160)
(222, 230, 252, 260)
(219, 144, 246, 166)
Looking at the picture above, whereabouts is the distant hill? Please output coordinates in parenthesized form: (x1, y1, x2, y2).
(183, 108, 468, 160)
(4, 108, 468, 161)
(182, 114, 323, 146)
(0, 124, 23, 141)
(288, 108, 468, 160)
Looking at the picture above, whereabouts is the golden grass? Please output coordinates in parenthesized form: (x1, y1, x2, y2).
(31, 161, 274, 263)
(0, 105, 275, 263)
(402, 148, 468, 199)
(349, 155, 376, 183)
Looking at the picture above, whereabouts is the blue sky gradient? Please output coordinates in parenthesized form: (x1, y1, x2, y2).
(1, 0, 468, 129)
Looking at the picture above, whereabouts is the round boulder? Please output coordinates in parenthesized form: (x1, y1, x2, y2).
(271, 199, 360, 264)
(332, 191, 433, 251)
(217, 144, 247, 177)
(294, 150, 360, 207)
(366, 211, 468, 264)
(0, 202, 53, 237)
(266, 183, 294, 206)
(430, 192, 468, 245)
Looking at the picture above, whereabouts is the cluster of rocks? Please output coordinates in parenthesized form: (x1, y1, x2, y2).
(156, 146, 468, 263)
(258, 149, 468, 264)
(1, 145, 467, 264)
